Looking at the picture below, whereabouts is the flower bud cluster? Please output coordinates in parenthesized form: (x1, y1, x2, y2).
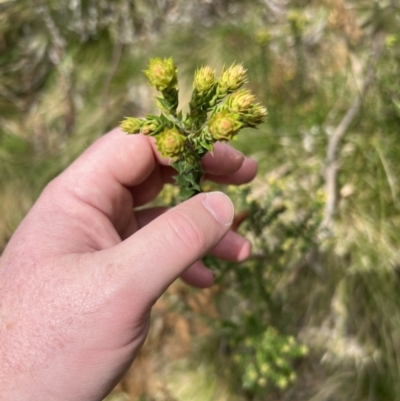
(194, 66, 216, 94)
(155, 128, 186, 158)
(189, 66, 217, 122)
(140, 115, 164, 136)
(120, 57, 267, 197)
(143, 57, 177, 92)
(189, 63, 249, 122)
(120, 117, 142, 134)
(224, 89, 268, 128)
(218, 64, 247, 95)
(144, 57, 179, 114)
(207, 111, 242, 141)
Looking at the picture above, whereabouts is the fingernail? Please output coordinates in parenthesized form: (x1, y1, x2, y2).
(202, 192, 234, 226)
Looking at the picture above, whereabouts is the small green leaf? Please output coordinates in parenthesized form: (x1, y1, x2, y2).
(200, 141, 214, 152)
(155, 97, 170, 113)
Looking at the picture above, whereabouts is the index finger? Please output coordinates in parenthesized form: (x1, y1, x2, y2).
(55, 129, 158, 223)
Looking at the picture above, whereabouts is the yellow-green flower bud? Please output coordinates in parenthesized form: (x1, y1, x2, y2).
(219, 63, 247, 92)
(141, 119, 163, 136)
(288, 10, 306, 32)
(120, 117, 143, 134)
(144, 57, 178, 91)
(194, 66, 216, 93)
(208, 111, 242, 141)
(255, 28, 270, 46)
(277, 377, 289, 390)
(385, 34, 398, 49)
(226, 89, 256, 113)
(248, 104, 268, 125)
(238, 103, 268, 127)
(156, 128, 186, 158)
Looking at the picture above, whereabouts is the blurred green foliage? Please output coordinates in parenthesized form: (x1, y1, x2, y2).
(2, 1, 400, 400)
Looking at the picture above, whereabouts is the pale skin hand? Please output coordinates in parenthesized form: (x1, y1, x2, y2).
(0, 128, 257, 401)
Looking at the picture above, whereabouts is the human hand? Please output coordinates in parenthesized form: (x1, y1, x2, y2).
(0, 128, 257, 401)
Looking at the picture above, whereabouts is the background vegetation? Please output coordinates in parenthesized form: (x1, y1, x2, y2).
(1, 0, 400, 400)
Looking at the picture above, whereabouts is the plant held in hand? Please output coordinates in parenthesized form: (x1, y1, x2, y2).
(121, 57, 267, 199)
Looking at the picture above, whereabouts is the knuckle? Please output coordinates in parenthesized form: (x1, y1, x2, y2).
(164, 210, 207, 252)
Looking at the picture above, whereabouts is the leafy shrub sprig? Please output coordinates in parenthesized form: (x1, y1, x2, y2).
(121, 57, 267, 199)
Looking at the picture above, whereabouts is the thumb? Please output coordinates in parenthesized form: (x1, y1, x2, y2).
(97, 192, 234, 304)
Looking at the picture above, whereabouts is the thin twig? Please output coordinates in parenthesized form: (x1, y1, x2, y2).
(287, 36, 384, 285)
(37, 4, 76, 137)
(322, 35, 384, 228)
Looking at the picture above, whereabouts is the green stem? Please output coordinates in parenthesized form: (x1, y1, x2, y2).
(172, 157, 204, 200)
